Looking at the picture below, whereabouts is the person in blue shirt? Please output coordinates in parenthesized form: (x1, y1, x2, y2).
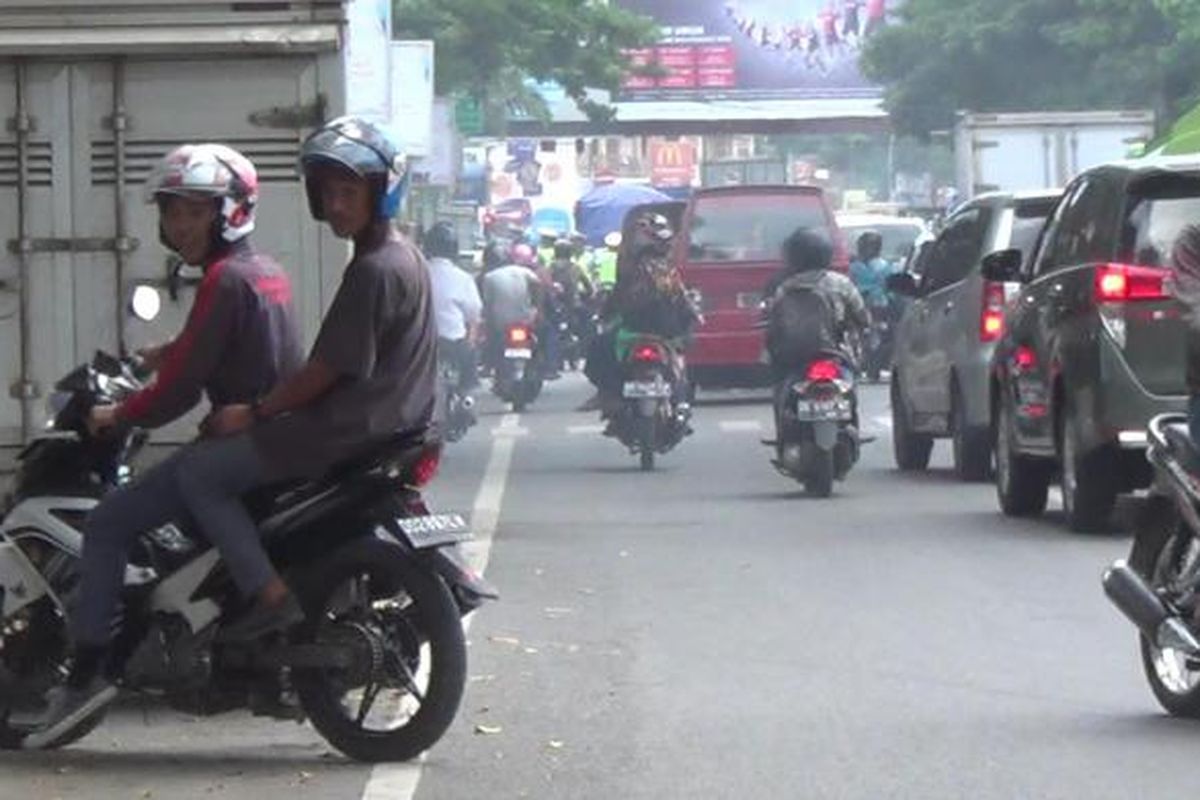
(849, 230, 897, 314)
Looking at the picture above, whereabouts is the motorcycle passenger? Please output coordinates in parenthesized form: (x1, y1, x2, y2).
(481, 241, 544, 373)
(1168, 224, 1200, 449)
(849, 230, 898, 318)
(584, 213, 699, 418)
(26, 144, 305, 746)
(765, 227, 870, 384)
(191, 115, 435, 629)
(536, 228, 559, 268)
(425, 221, 483, 391)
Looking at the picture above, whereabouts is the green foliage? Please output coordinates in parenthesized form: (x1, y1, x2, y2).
(393, 0, 659, 133)
(861, 0, 1200, 137)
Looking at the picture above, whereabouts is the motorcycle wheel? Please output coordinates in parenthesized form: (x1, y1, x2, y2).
(1138, 529, 1200, 717)
(805, 451, 835, 498)
(639, 415, 656, 471)
(294, 539, 467, 763)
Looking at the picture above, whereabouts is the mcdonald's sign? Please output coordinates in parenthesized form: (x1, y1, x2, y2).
(648, 138, 697, 188)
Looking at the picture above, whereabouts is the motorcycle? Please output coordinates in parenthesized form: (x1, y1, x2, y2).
(0, 351, 497, 761)
(765, 354, 860, 497)
(608, 336, 692, 471)
(435, 352, 476, 444)
(862, 309, 895, 383)
(492, 322, 543, 412)
(1103, 412, 1200, 717)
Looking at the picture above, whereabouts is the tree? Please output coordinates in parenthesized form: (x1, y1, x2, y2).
(393, 0, 659, 133)
(861, 0, 1200, 138)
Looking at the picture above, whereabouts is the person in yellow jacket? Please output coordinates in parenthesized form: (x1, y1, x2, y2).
(592, 231, 621, 289)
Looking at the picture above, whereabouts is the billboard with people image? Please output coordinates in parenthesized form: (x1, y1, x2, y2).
(617, 0, 895, 101)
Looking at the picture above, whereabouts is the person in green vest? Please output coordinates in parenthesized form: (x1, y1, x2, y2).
(537, 228, 559, 268)
(592, 231, 621, 290)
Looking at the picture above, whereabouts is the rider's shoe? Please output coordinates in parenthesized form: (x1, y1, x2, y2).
(20, 672, 116, 749)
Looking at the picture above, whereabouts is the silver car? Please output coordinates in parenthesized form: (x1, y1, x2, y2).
(888, 191, 1061, 480)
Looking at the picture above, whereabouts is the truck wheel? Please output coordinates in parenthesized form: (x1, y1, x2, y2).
(995, 399, 1050, 517)
(952, 385, 992, 482)
(1061, 405, 1117, 533)
(891, 378, 932, 471)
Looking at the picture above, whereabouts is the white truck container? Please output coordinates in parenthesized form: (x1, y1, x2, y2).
(0, 0, 357, 448)
(954, 110, 1156, 198)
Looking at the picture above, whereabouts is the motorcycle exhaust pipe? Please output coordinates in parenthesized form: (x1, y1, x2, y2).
(461, 395, 476, 411)
(1103, 560, 1200, 654)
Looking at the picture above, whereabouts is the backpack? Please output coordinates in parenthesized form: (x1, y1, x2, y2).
(767, 275, 838, 368)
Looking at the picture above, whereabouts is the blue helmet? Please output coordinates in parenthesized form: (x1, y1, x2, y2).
(299, 116, 409, 220)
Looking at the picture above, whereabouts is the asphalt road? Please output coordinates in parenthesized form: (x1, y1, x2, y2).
(2, 374, 1197, 799)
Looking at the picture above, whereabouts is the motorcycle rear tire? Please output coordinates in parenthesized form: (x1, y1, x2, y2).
(639, 416, 656, 472)
(294, 539, 467, 763)
(805, 452, 834, 498)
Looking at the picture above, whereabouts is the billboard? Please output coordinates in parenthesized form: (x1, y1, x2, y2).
(616, 0, 894, 101)
(391, 40, 434, 157)
(344, 0, 393, 121)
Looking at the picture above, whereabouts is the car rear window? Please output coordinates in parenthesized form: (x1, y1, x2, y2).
(687, 193, 827, 263)
(1121, 174, 1200, 266)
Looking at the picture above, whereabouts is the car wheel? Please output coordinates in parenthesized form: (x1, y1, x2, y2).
(951, 384, 992, 482)
(891, 376, 932, 471)
(995, 397, 1050, 517)
(1060, 404, 1118, 533)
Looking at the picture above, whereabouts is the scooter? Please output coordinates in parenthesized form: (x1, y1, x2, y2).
(766, 354, 860, 497)
(492, 322, 543, 412)
(607, 336, 692, 471)
(1103, 413, 1200, 717)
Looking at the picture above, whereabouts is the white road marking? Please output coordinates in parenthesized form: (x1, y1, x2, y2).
(718, 420, 764, 433)
(362, 413, 520, 800)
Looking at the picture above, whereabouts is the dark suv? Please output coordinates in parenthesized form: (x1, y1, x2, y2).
(987, 157, 1200, 531)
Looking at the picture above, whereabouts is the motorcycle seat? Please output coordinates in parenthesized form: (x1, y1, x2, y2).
(1163, 422, 1200, 476)
(242, 428, 432, 520)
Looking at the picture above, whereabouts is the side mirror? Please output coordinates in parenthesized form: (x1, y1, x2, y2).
(981, 249, 1025, 283)
(886, 272, 920, 297)
(129, 284, 163, 322)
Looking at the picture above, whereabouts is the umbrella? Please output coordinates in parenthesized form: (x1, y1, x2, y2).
(574, 183, 673, 248)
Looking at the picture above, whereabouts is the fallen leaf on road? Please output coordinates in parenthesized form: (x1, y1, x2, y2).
(567, 644, 580, 654)
(524, 647, 539, 654)
(577, 588, 596, 595)
(619, 550, 629, 558)
(475, 723, 503, 735)
(469, 673, 496, 683)
(489, 635, 520, 646)
(140, 790, 153, 799)
(534, 568, 545, 576)
(544, 607, 574, 616)
(547, 740, 565, 750)
(296, 771, 314, 785)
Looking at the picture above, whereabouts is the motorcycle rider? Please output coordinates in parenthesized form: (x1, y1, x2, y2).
(425, 221, 483, 391)
(849, 230, 897, 316)
(765, 227, 870, 384)
(1168, 224, 1200, 448)
(480, 241, 545, 374)
(25, 143, 305, 746)
(594, 231, 622, 291)
(583, 213, 698, 419)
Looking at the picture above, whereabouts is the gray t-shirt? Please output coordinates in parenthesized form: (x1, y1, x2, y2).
(253, 234, 437, 479)
(481, 264, 540, 329)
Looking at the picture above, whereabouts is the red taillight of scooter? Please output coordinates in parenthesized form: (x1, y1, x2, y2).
(806, 359, 841, 382)
(631, 343, 664, 363)
(405, 445, 442, 487)
(507, 325, 531, 346)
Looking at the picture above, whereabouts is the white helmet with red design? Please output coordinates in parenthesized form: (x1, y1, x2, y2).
(143, 143, 259, 242)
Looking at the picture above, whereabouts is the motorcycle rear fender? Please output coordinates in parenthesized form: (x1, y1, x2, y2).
(812, 421, 838, 451)
(372, 525, 499, 612)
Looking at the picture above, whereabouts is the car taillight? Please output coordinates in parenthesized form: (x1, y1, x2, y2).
(806, 359, 841, 382)
(406, 445, 442, 487)
(980, 280, 1006, 342)
(1094, 263, 1167, 302)
(632, 343, 663, 363)
(507, 325, 530, 345)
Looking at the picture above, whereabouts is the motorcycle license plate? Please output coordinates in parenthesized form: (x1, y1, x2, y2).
(623, 380, 670, 398)
(395, 513, 472, 549)
(794, 398, 852, 421)
(504, 348, 533, 359)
